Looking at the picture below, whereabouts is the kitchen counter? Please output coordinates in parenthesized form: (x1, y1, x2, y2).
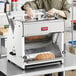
(0, 51, 76, 76)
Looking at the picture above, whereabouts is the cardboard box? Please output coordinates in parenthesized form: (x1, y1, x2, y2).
(52, 73, 58, 76)
(52, 71, 76, 76)
(65, 70, 76, 76)
(69, 46, 76, 54)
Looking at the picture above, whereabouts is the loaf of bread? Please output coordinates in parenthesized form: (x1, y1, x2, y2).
(25, 35, 46, 41)
(0, 31, 3, 35)
(35, 52, 55, 61)
(0, 27, 8, 35)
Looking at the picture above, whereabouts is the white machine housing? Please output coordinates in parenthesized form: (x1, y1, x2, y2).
(7, 12, 65, 69)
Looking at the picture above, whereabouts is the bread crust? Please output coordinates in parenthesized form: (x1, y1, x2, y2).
(35, 53, 55, 60)
(25, 36, 46, 41)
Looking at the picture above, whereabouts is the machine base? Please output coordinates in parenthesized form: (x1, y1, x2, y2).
(7, 54, 64, 70)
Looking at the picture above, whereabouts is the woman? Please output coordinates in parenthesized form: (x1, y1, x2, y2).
(21, 1, 70, 76)
(21, 0, 70, 19)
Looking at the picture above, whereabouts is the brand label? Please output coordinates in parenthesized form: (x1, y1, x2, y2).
(41, 27, 48, 31)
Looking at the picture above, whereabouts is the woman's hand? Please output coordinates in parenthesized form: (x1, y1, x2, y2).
(47, 8, 66, 18)
(25, 7, 34, 18)
(47, 8, 58, 16)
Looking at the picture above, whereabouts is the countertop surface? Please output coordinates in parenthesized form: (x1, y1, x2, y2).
(0, 52, 76, 76)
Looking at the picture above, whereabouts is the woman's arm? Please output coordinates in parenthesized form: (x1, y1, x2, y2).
(47, 0, 70, 19)
(21, 0, 44, 10)
(47, 8, 67, 18)
(61, 0, 70, 18)
(21, 0, 44, 17)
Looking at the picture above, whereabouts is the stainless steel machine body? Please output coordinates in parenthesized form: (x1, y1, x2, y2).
(7, 11, 65, 69)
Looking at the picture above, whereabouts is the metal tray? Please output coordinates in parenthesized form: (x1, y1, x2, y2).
(25, 41, 62, 60)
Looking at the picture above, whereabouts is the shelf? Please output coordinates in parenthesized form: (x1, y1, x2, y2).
(0, 35, 7, 38)
(0, 13, 6, 16)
